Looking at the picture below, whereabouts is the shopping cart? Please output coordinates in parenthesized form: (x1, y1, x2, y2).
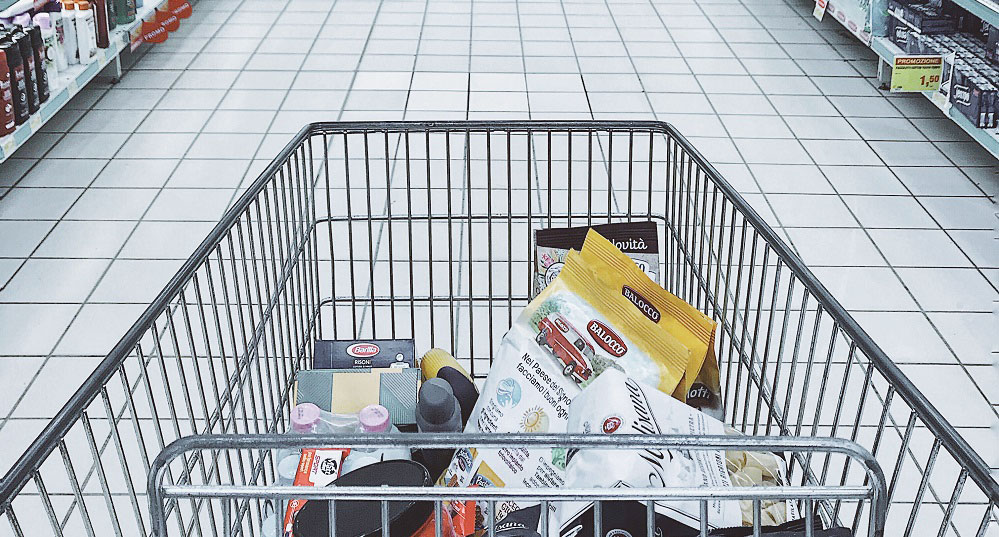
(0, 122, 995, 537)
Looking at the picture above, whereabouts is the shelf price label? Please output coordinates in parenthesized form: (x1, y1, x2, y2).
(813, 0, 827, 20)
(890, 55, 944, 92)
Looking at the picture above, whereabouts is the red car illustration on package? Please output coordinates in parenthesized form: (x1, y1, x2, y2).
(535, 313, 594, 382)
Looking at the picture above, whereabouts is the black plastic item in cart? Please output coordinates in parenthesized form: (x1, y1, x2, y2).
(0, 122, 995, 537)
(293, 460, 433, 537)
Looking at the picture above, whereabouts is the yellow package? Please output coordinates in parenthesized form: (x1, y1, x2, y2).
(579, 229, 723, 418)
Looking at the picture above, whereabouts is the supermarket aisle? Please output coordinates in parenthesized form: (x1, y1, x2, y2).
(0, 0, 996, 478)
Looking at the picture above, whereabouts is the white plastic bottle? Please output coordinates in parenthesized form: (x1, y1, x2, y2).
(339, 404, 411, 475)
(61, 1, 78, 65)
(74, 0, 97, 64)
(50, 8, 69, 71)
(33, 14, 60, 85)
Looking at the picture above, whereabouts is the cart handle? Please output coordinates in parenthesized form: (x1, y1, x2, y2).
(148, 433, 887, 537)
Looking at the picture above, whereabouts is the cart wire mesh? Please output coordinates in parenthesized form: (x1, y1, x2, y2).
(0, 121, 996, 537)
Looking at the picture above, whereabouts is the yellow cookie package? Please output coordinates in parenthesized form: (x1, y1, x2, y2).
(579, 229, 724, 418)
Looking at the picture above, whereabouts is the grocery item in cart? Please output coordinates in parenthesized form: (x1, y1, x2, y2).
(440, 248, 690, 528)
(279, 404, 354, 537)
(420, 347, 479, 425)
(293, 460, 457, 537)
(561, 368, 738, 532)
(341, 404, 412, 475)
(725, 430, 797, 526)
(415, 378, 463, 479)
(707, 516, 852, 536)
(295, 366, 420, 427)
(533, 221, 659, 297)
(579, 229, 723, 419)
(314, 338, 416, 370)
(495, 505, 542, 537)
(561, 369, 797, 534)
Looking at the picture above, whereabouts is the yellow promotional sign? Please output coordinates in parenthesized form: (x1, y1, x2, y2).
(890, 55, 944, 92)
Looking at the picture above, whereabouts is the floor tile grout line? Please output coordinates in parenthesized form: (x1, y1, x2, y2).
(0, 0, 271, 433)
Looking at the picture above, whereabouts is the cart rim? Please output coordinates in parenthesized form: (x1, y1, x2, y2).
(1, 120, 996, 509)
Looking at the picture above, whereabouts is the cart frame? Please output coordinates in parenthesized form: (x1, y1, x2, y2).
(0, 121, 996, 537)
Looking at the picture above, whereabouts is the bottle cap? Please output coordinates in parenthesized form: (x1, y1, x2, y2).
(33, 13, 52, 28)
(358, 404, 390, 433)
(63, 2, 75, 10)
(290, 403, 322, 433)
(277, 453, 300, 482)
(77, 1, 89, 9)
(417, 378, 458, 425)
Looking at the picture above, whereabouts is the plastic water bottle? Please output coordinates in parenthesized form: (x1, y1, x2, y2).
(340, 404, 410, 475)
(275, 403, 334, 485)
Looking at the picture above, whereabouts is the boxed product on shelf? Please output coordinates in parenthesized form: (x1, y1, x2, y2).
(950, 65, 998, 127)
(887, 0, 956, 34)
(889, 16, 915, 50)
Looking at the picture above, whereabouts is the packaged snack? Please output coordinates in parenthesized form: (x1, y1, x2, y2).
(560, 370, 796, 535)
(579, 229, 723, 419)
(440, 249, 691, 530)
(724, 427, 797, 526)
(314, 338, 416, 370)
(534, 221, 658, 297)
(295, 367, 421, 428)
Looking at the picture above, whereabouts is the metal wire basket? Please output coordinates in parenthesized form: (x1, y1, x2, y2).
(0, 122, 995, 537)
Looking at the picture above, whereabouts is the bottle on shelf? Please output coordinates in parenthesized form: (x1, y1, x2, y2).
(0, 37, 29, 125)
(46, 0, 71, 68)
(34, 13, 62, 85)
(0, 43, 15, 135)
(74, 0, 97, 63)
(61, 1, 77, 65)
(11, 28, 37, 113)
(113, 0, 134, 25)
(27, 25, 50, 103)
(340, 404, 411, 475)
(91, 0, 109, 48)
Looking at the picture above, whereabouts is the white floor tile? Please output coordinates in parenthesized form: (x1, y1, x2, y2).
(0, 258, 108, 303)
(868, 229, 972, 268)
(0, 188, 82, 220)
(785, 227, 884, 266)
(34, 221, 136, 258)
(65, 188, 159, 221)
(895, 268, 998, 312)
(15, 159, 108, 188)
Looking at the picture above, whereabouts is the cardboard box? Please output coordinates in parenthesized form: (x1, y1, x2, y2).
(295, 368, 420, 427)
(313, 339, 416, 370)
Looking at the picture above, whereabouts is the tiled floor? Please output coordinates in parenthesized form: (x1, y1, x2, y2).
(0, 0, 997, 508)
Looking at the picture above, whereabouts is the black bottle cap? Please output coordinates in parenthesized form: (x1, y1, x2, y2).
(293, 460, 433, 537)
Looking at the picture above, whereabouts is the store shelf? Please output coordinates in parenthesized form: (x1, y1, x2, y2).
(946, 0, 999, 28)
(0, 0, 172, 162)
(872, 36, 999, 158)
(0, 43, 123, 161)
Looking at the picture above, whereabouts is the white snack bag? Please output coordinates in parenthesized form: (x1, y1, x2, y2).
(560, 369, 741, 532)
